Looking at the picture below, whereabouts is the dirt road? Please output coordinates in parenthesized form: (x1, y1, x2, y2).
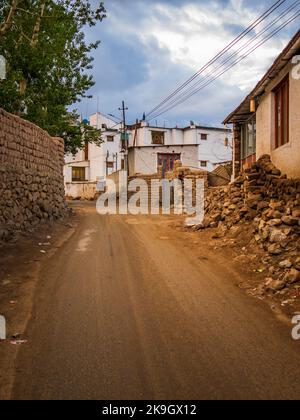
(8, 203, 300, 399)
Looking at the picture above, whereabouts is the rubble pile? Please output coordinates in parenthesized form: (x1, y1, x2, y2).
(196, 154, 300, 294)
(165, 160, 209, 188)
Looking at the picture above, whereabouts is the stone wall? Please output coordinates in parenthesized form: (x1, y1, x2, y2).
(0, 108, 66, 241)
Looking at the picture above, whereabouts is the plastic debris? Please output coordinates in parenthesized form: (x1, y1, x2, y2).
(10, 340, 28, 345)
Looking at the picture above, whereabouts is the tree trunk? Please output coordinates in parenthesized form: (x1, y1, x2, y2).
(0, 0, 20, 37)
(30, 0, 47, 47)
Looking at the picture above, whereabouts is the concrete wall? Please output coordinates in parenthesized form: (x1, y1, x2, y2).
(65, 182, 97, 201)
(0, 108, 66, 240)
(256, 61, 300, 179)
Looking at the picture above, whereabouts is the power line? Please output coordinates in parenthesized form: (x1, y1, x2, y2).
(148, 10, 300, 121)
(148, 1, 300, 119)
(145, 0, 287, 119)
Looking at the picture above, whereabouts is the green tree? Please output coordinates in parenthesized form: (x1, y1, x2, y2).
(0, 0, 106, 153)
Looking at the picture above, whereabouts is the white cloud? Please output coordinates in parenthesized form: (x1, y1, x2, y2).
(130, 0, 294, 92)
(80, 0, 299, 125)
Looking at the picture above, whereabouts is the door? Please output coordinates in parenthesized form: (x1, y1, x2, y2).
(158, 153, 181, 177)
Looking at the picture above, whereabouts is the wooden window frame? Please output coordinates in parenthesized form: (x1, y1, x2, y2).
(151, 131, 165, 145)
(240, 116, 256, 160)
(274, 75, 289, 149)
(200, 133, 208, 140)
(84, 141, 89, 160)
(107, 135, 114, 142)
(200, 160, 208, 168)
(72, 167, 86, 182)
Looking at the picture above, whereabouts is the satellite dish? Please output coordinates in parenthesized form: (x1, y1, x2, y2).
(0, 56, 6, 80)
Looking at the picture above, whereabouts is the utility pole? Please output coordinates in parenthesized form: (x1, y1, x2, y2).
(119, 101, 129, 173)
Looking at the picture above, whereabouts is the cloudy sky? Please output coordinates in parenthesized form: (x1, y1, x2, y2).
(75, 0, 300, 127)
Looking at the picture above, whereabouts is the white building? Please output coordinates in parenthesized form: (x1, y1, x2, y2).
(64, 113, 123, 199)
(127, 121, 232, 176)
(64, 114, 232, 199)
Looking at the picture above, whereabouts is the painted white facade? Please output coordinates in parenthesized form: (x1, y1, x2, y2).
(128, 145, 199, 176)
(128, 121, 232, 175)
(64, 115, 232, 198)
(64, 113, 122, 199)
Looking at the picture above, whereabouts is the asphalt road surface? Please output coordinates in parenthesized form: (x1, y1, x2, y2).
(12, 203, 300, 400)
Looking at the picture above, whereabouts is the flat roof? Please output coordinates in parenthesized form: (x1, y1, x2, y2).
(128, 124, 231, 132)
(128, 144, 199, 149)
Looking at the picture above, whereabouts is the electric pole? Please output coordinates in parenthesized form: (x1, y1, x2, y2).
(119, 101, 129, 173)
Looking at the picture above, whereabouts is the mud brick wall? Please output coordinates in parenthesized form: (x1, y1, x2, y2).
(0, 108, 66, 240)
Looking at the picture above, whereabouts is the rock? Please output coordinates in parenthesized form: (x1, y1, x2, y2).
(283, 269, 300, 284)
(239, 206, 249, 215)
(228, 204, 237, 211)
(212, 213, 222, 222)
(203, 217, 211, 228)
(279, 260, 293, 269)
(295, 257, 300, 271)
(267, 219, 282, 227)
(257, 201, 269, 210)
(265, 278, 286, 292)
(260, 227, 270, 241)
(268, 243, 283, 255)
(292, 209, 300, 218)
(258, 219, 266, 230)
(282, 216, 299, 226)
(269, 228, 288, 244)
(269, 266, 275, 275)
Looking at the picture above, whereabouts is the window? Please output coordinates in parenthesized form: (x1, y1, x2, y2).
(107, 135, 114, 142)
(151, 131, 165, 145)
(106, 161, 114, 168)
(200, 133, 208, 140)
(200, 161, 208, 168)
(274, 76, 289, 148)
(72, 167, 86, 182)
(241, 116, 256, 159)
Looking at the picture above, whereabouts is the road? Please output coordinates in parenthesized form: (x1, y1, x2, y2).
(11, 202, 300, 400)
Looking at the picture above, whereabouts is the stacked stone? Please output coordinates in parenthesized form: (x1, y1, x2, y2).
(202, 155, 300, 232)
(194, 154, 300, 291)
(0, 108, 67, 242)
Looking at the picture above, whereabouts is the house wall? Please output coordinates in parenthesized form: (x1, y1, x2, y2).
(128, 146, 199, 176)
(196, 128, 232, 172)
(129, 124, 232, 174)
(64, 113, 122, 199)
(256, 61, 300, 178)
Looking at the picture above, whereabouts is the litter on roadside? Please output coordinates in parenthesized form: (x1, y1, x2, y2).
(10, 340, 28, 345)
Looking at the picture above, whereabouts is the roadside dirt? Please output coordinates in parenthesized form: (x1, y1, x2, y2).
(172, 220, 300, 321)
(0, 211, 80, 399)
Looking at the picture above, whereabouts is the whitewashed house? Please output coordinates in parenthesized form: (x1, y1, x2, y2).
(64, 113, 123, 199)
(64, 113, 232, 199)
(127, 121, 232, 177)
